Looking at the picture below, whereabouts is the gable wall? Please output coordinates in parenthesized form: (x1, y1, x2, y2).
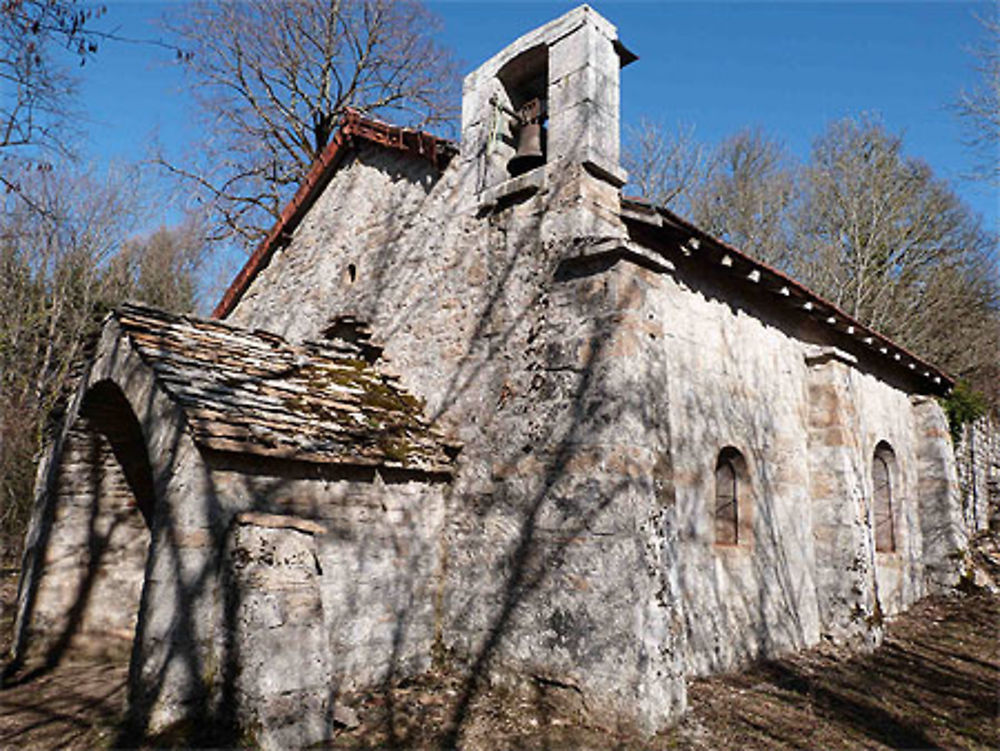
(228, 145, 464, 357)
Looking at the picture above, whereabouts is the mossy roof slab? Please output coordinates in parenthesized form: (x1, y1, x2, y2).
(111, 302, 456, 476)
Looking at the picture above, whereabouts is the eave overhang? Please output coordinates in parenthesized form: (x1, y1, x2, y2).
(621, 197, 954, 396)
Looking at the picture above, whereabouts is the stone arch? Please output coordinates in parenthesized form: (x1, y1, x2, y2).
(80, 380, 158, 525)
(27, 378, 156, 664)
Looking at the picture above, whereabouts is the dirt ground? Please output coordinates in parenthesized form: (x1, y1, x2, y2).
(2, 547, 998, 750)
(0, 565, 125, 750)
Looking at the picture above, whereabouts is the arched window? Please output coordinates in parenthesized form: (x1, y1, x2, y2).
(714, 450, 740, 545)
(872, 443, 896, 552)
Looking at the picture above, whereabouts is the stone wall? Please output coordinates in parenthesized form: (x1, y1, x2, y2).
(616, 240, 953, 669)
(956, 416, 1000, 533)
(910, 396, 967, 590)
(225, 138, 687, 729)
(14, 316, 450, 740)
(223, 123, 965, 733)
(21, 419, 150, 659)
(211, 468, 446, 748)
(124, 400, 447, 736)
(218, 5, 964, 735)
(207, 458, 447, 696)
(15, 9, 966, 743)
(14, 321, 225, 733)
(225, 514, 331, 750)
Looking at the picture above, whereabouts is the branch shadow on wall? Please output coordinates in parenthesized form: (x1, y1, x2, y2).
(3, 116, 963, 751)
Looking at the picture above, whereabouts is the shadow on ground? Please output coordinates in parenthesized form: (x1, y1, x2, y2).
(2, 567, 997, 749)
(677, 590, 998, 751)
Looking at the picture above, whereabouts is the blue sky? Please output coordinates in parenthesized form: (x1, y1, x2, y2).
(75, 1, 996, 235)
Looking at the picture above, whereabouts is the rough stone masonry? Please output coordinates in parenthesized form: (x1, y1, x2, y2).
(12, 6, 970, 748)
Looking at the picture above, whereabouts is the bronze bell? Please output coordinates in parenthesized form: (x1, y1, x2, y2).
(508, 121, 544, 176)
(507, 98, 545, 177)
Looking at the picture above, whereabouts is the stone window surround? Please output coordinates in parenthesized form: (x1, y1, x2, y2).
(712, 446, 754, 549)
(872, 441, 900, 554)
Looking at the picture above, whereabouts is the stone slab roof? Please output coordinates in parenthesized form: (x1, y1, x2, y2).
(112, 303, 456, 475)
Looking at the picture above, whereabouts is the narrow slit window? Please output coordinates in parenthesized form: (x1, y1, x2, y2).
(872, 451, 895, 552)
(715, 457, 738, 545)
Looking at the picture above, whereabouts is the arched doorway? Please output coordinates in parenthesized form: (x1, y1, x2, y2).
(28, 380, 155, 664)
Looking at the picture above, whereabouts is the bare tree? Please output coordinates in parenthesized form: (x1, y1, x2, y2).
(0, 163, 207, 557)
(160, 0, 460, 245)
(0, 163, 134, 553)
(794, 116, 999, 404)
(624, 122, 796, 270)
(623, 118, 704, 213)
(795, 117, 987, 328)
(690, 128, 797, 270)
(0, 0, 105, 158)
(107, 219, 210, 313)
(956, 11, 1000, 185)
(624, 113, 999, 407)
(901, 251, 1000, 404)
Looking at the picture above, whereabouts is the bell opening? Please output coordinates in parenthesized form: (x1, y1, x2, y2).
(497, 46, 549, 179)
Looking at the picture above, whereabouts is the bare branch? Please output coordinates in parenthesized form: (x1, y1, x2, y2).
(159, 0, 460, 247)
(0, 0, 107, 160)
(623, 118, 705, 213)
(0, 162, 211, 547)
(955, 11, 1000, 186)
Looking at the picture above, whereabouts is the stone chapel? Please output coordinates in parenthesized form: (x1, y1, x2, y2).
(11, 6, 968, 747)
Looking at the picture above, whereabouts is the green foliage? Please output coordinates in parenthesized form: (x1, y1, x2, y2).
(941, 381, 988, 443)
